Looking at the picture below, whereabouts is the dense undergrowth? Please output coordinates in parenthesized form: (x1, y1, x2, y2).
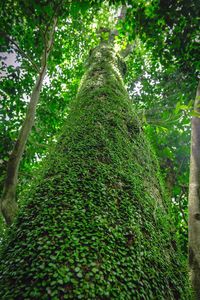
(0, 44, 190, 299)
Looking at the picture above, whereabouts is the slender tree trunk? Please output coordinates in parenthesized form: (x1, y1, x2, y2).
(0, 17, 57, 225)
(189, 80, 200, 299)
(0, 44, 190, 299)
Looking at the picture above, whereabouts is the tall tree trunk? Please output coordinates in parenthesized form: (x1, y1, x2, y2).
(0, 17, 57, 225)
(0, 44, 190, 299)
(189, 80, 200, 299)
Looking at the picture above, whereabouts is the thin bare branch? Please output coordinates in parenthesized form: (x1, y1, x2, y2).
(0, 31, 40, 73)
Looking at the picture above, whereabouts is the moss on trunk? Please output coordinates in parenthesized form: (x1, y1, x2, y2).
(0, 44, 190, 299)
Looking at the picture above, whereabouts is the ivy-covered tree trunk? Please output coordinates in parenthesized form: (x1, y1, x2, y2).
(0, 44, 190, 299)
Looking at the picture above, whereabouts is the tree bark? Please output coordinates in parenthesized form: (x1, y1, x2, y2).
(0, 43, 190, 299)
(0, 17, 57, 225)
(189, 80, 200, 299)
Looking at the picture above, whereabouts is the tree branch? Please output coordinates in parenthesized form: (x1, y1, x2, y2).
(0, 31, 40, 73)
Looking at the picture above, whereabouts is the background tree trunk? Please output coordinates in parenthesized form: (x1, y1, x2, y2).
(0, 17, 57, 225)
(189, 80, 200, 299)
(0, 44, 190, 299)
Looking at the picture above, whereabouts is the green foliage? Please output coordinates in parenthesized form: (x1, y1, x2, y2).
(0, 0, 101, 197)
(124, 37, 197, 256)
(121, 0, 199, 73)
(0, 0, 199, 296)
(0, 45, 190, 299)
